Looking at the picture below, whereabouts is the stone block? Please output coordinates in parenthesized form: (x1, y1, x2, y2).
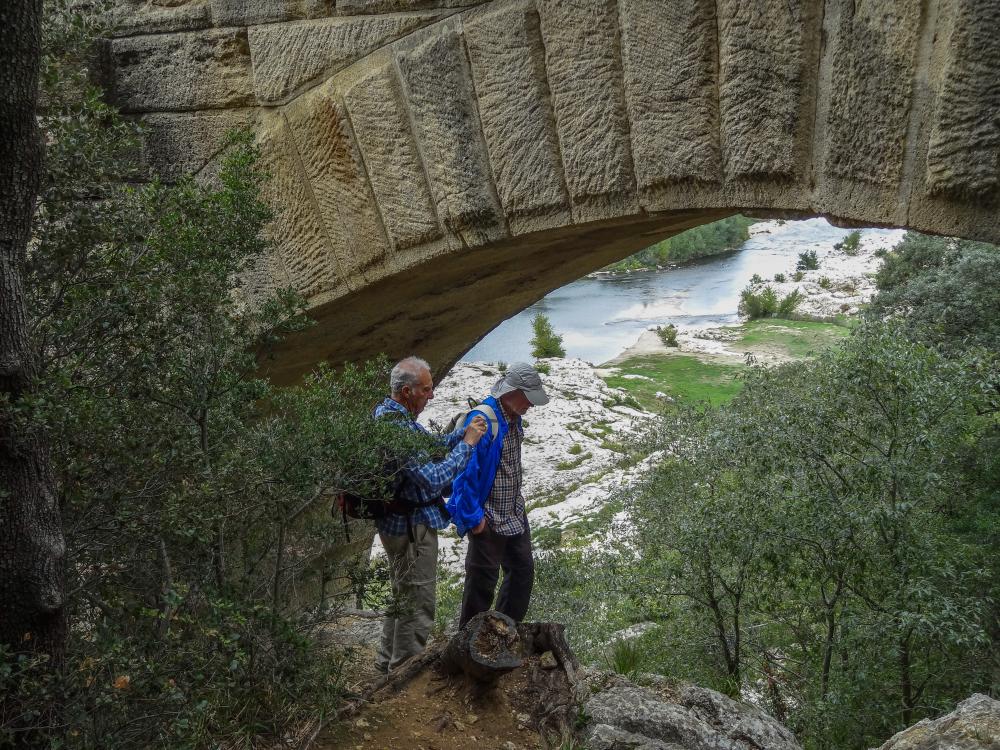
(924, 0, 1000, 202)
(137, 109, 258, 181)
(344, 64, 442, 252)
(108, 27, 254, 113)
(619, 0, 722, 192)
(335, 0, 483, 13)
(257, 112, 346, 299)
(824, 0, 921, 187)
(248, 12, 444, 104)
(463, 1, 570, 235)
(716, 0, 809, 180)
(395, 21, 506, 247)
(105, 0, 211, 37)
(283, 88, 389, 279)
(536, 0, 637, 223)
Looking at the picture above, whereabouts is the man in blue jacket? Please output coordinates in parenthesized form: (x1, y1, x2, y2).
(447, 362, 550, 628)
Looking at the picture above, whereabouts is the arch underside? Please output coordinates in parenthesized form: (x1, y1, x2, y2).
(106, 0, 1000, 380)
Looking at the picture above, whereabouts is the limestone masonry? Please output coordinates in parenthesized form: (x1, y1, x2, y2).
(103, 0, 1000, 381)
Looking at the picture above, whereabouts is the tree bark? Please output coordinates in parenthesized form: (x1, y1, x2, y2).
(440, 610, 522, 684)
(0, 0, 66, 668)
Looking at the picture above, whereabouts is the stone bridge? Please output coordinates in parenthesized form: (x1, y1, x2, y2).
(105, 0, 1000, 381)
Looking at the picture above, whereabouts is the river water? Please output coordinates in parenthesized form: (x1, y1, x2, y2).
(462, 218, 903, 365)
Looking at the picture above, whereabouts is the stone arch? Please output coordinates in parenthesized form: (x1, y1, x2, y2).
(105, 0, 1000, 381)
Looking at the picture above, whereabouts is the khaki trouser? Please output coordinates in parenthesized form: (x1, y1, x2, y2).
(376, 524, 437, 673)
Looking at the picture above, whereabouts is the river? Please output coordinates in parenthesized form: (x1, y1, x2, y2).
(462, 218, 904, 365)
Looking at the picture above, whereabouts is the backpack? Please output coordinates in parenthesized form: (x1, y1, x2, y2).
(444, 398, 500, 441)
(335, 453, 450, 543)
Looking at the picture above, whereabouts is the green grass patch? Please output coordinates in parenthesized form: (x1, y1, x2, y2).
(605, 355, 744, 409)
(556, 452, 592, 471)
(738, 319, 849, 359)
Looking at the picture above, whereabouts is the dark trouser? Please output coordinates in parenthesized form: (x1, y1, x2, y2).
(460, 522, 534, 628)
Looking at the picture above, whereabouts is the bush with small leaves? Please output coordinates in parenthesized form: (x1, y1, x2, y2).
(750, 273, 764, 284)
(835, 230, 862, 256)
(530, 313, 566, 358)
(818, 276, 832, 289)
(774, 273, 787, 283)
(656, 324, 679, 347)
(793, 270, 805, 282)
(797, 250, 820, 271)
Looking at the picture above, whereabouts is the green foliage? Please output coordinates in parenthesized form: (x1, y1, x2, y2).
(773, 272, 786, 283)
(750, 273, 764, 284)
(605, 638, 645, 679)
(739, 285, 803, 320)
(835, 230, 862, 256)
(568, 443, 583, 455)
(792, 270, 805, 282)
(534, 361, 552, 375)
(604, 216, 754, 272)
(5, 6, 423, 745)
(656, 324, 679, 347)
(628, 321, 999, 748)
(818, 275, 832, 289)
(530, 313, 566, 358)
(869, 231, 1000, 353)
(796, 249, 820, 271)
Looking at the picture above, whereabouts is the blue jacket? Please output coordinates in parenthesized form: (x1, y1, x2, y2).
(446, 395, 515, 537)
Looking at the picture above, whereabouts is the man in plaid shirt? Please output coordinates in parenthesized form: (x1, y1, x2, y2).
(447, 363, 550, 628)
(374, 357, 486, 673)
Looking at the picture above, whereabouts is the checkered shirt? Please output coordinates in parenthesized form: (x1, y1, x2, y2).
(373, 398, 471, 537)
(484, 408, 527, 536)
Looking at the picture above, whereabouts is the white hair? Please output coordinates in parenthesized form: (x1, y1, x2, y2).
(390, 356, 431, 395)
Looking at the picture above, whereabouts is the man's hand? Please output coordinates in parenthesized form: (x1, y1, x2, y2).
(462, 415, 487, 446)
(470, 517, 487, 535)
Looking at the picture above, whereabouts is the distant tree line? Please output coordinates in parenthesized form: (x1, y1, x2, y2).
(603, 215, 755, 272)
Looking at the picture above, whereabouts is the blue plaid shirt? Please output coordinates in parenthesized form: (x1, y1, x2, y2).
(373, 398, 472, 536)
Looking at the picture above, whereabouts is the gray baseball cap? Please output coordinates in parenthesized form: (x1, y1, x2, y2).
(491, 361, 550, 406)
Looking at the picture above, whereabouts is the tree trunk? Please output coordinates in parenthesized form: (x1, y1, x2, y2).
(0, 0, 65, 666)
(440, 610, 523, 684)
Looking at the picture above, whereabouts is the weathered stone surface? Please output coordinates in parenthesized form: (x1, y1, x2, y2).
(283, 87, 389, 278)
(536, 0, 637, 223)
(716, 0, 809, 179)
(619, 0, 721, 192)
(585, 684, 801, 750)
(257, 112, 345, 299)
(344, 64, 442, 252)
(248, 13, 444, 104)
(209, 0, 332, 26)
(925, 0, 1000, 202)
(106, 0, 211, 37)
(875, 693, 1000, 750)
(464, 1, 571, 234)
(137, 109, 258, 180)
(824, 0, 921, 186)
(336, 0, 483, 13)
(108, 27, 253, 112)
(395, 21, 506, 247)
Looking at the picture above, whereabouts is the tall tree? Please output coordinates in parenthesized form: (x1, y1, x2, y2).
(0, 0, 65, 668)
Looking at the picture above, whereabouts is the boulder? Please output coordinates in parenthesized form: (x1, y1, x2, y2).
(874, 694, 1000, 750)
(585, 683, 801, 750)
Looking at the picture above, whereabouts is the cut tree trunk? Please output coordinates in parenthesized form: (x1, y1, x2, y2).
(0, 0, 66, 665)
(440, 610, 523, 684)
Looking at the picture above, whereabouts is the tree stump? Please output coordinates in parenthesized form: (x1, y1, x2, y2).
(440, 610, 523, 685)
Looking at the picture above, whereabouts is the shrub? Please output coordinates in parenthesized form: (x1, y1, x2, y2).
(792, 270, 805, 282)
(836, 230, 862, 256)
(605, 637, 645, 678)
(656, 324, 679, 347)
(530, 313, 566, 358)
(774, 272, 787, 283)
(740, 286, 803, 320)
(750, 273, 764, 284)
(796, 250, 820, 271)
(534, 361, 551, 375)
(568, 443, 583, 455)
(818, 276, 832, 289)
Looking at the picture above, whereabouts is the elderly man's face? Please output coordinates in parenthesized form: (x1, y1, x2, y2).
(401, 368, 434, 416)
(500, 389, 533, 417)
